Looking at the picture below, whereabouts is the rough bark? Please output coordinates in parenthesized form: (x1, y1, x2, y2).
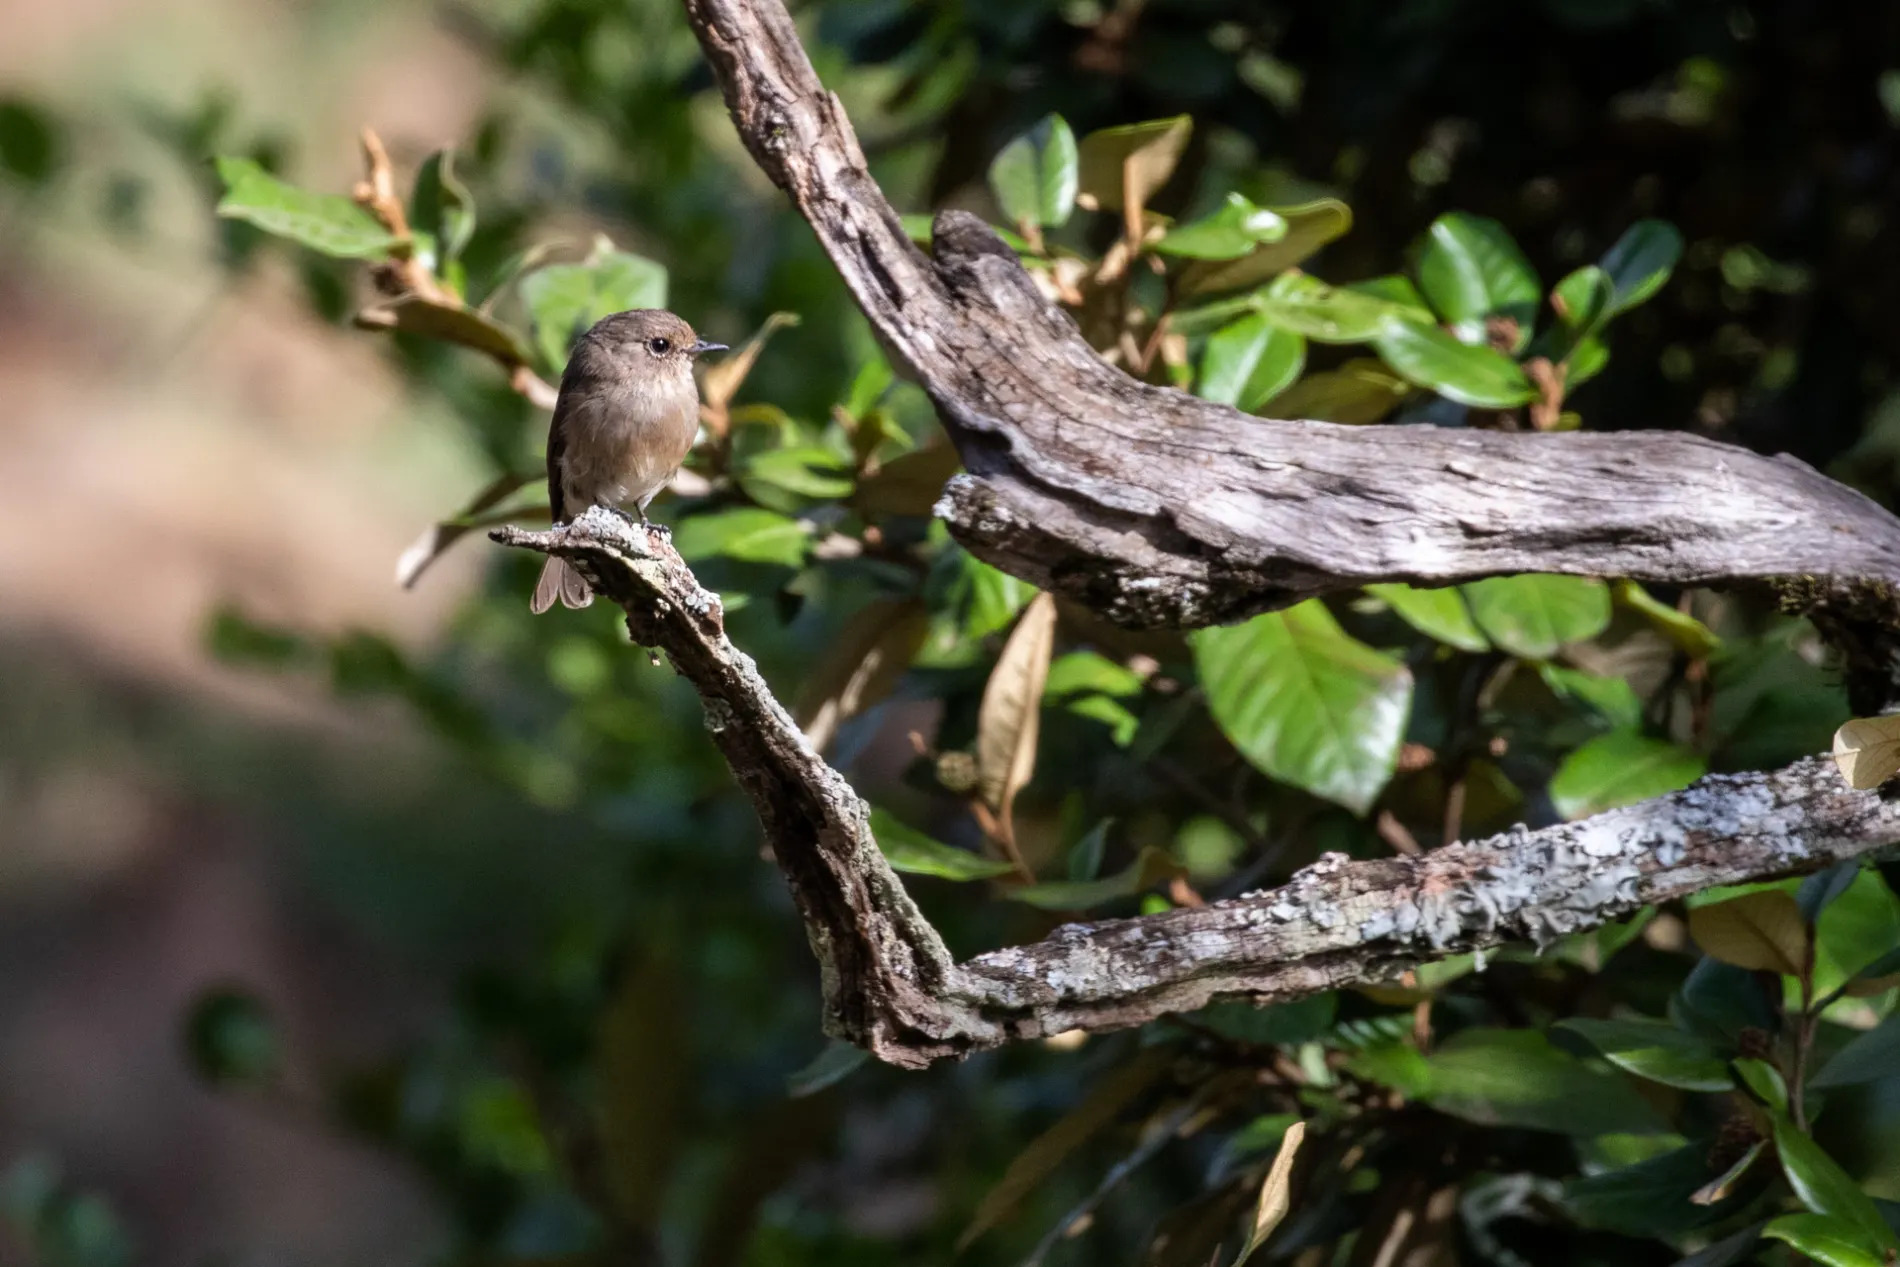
(495, 513, 1900, 1068)
(678, 0, 1900, 708)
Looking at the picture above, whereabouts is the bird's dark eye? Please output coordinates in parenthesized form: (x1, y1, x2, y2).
(647, 336, 671, 355)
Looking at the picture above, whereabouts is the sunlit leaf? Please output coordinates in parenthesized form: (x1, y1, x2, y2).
(988, 113, 1078, 231)
(1538, 664, 1644, 730)
(1417, 212, 1541, 347)
(1612, 580, 1720, 658)
(1260, 358, 1410, 424)
(1549, 732, 1705, 819)
(1234, 1119, 1305, 1265)
(521, 241, 668, 371)
(1194, 600, 1412, 815)
(411, 148, 475, 283)
(1421, 1028, 1665, 1136)
(1762, 1214, 1888, 1267)
(1370, 316, 1538, 408)
(738, 445, 855, 507)
(1833, 715, 1900, 790)
(1257, 271, 1409, 343)
(1155, 192, 1288, 261)
(1074, 115, 1191, 213)
(1044, 650, 1143, 700)
(1007, 845, 1182, 910)
(1177, 199, 1353, 296)
(1461, 574, 1611, 658)
(1365, 583, 1489, 652)
(870, 808, 1016, 881)
(1198, 313, 1306, 411)
(1554, 1018, 1731, 1091)
(796, 599, 930, 752)
(1689, 890, 1808, 976)
(976, 593, 1058, 818)
(1600, 219, 1684, 314)
(215, 156, 399, 258)
(672, 507, 809, 566)
(1773, 1115, 1900, 1251)
(1548, 265, 1615, 360)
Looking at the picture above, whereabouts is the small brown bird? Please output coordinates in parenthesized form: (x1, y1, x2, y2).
(532, 309, 726, 613)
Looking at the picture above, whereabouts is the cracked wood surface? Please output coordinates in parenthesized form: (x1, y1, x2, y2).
(495, 513, 1900, 1068)
(679, 0, 1900, 658)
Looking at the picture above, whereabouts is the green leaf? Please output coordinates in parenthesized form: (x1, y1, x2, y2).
(785, 1040, 870, 1097)
(1548, 265, 1615, 359)
(1567, 1141, 1758, 1235)
(1810, 1014, 1900, 1090)
(214, 156, 400, 259)
(869, 808, 1016, 881)
(1044, 651, 1143, 699)
(1344, 1044, 1434, 1099)
(1421, 1028, 1665, 1136)
(1673, 957, 1777, 1046)
(738, 445, 856, 502)
(1568, 335, 1610, 386)
(1417, 212, 1541, 347)
(1189, 994, 1337, 1046)
(672, 508, 810, 566)
(1370, 316, 1538, 408)
(1365, 583, 1489, 652)
(184, 988, 281, 1086)
(1814, 869, 1900, 992)
(988, 113, 1078, 231)
(1612, 580, 1721, 658)
(411, 149, 475, 281)
(1074, 115, 1191, 212)
(1259, 357, 1411, 424)
(1007, 845, 1181, 910)
(1762, 1214, 1888, 1267)
(520, 245, 669, 371)
(1346, 275, 1437, 322)
(354, 295, 533, 365)
(1550, 732, 1706, 819)
(1256, 272, 1409, 343)
(1177, 199, 1353, 296)
(1773, 1115, 1900, 1250)
(1155, 192, 1288, 261)
(1461, 574, 1610, 658)
(1555, 1018, 1732, 1092)
(1600, 219, 1684, 314)
(1538, 664, 1645, 729)
(964, 558, 1038, 640)
(1199, 313, 1306, 411)
(1733, 1058, 1789, 1111)
(1193, 600, 1413, 815)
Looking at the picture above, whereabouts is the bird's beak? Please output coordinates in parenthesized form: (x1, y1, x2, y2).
(690, 339, 729, 357)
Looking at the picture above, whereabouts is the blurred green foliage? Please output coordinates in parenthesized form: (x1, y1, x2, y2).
(9, 0, 1900, 1264)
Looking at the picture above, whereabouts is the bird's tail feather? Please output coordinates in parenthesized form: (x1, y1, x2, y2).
(531, 556, 594, 613)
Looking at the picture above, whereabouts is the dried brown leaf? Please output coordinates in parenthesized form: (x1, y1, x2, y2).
(1833, 715, 1900, 790)
(794, 598, 930, 752)
(1688, 890, 1809, 977)
(976, 592, 1058, 817)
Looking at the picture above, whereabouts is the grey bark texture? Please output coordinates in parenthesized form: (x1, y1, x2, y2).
(495, 513, 1900, 1068)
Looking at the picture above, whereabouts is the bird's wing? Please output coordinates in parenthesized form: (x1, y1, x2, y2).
(545, 386, 573, 523)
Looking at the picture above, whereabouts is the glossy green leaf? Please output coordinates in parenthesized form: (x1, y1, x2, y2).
(1257, 272, 1410, 343)
(1177, 199, 1353, 296)
(1600, 219, 1684, 314)
(1462, 574, 1611, 658)
(738, 446, 855, 501)
(1773, 1115, 1900, 1250)
(411, 149, 475, 280)
(870, 808, 1016, 881)
(1417, 212, 1541, 346)
(1550, 732, 1705, 819)
(1568, 335, 1611, 386)
(672, 508, 809, 566)
(987, 113, 1078, 230)
(1199, 313, 1306, 410)
(214, 156, 400, 258)
(1810, 1013, 1900, 1089)
(521, 246, 668, 371)
(1259, 357, 1411, 424)
(964, 558, 1038, 640)
(1371, 316, 1538, 408)
(1346, 274, 1437, 322)
(1190, 994, 1337, 1046)
(1155, 192, 1287, 260)
(1044, 651, 1143, 699)
(1555, 1018, 1732, 1091)
(1421, 1028, 1665, 1136)
(1008, 845, 1181, 910)
(1733, 1058, 1789, 1111)
(1568, 1142, 1757, 1235)
(1365, 583, 1489, 652)
(1194, 600, 1413, 815)
(1538, 664, 1645, 729)
(1814, 869, 1900, 992)
(1612, 580, 1721, 658)
(1074, 115, 1191, 211)
(1762, 1214, 1887, 1267)
(1549, 265, 1615, 360)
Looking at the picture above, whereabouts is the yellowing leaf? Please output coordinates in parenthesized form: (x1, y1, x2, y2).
(976, 592, 1058, 818)
(795, 599, 930, 753)
(699, 311, 798, 411)
(1075, 116, 1192, 214)
(1236, 1119, 1306, 1265)
(1689, 890, 1808, 977)
(1832, 715, 1900, 790)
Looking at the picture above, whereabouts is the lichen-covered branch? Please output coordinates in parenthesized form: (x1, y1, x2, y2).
(677, 0, 1900, 710)
(495, 515, 1900, 1068)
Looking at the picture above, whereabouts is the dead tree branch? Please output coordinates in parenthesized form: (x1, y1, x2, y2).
(495, 513, 1900, 1068)
(678, 0, 1900, 710)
